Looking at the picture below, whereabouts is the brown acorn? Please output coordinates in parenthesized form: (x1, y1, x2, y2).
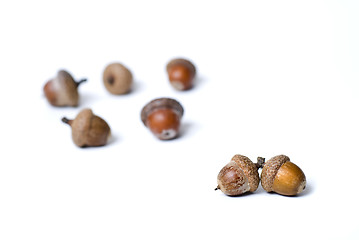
(141, 98, 184, 140)
(166, 58, 196, 91)
(103, 62, 133, 95)
(215, 155, 263, 196)
(260, 155, 306, 196)
(62, 108, 111, 147)
(43, 70, 86, 107)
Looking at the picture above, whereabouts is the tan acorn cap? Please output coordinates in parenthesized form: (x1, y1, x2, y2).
(62, 108, 111, 147)
(260, 155, 290, 192)
(231, 154, 260, 192)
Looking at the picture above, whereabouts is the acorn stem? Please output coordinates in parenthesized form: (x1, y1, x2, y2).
(75, 78, 87, 87)
(61, 117, 72, 125)
(214, 186, 220, 191)
(256, 157, 265, 169)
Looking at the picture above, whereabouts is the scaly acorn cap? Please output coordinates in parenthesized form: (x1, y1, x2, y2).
(62, 108, 111, 147)
(260, 155, 290, 192)
(231, 154, 260, 192)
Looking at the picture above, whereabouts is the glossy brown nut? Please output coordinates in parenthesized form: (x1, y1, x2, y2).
(261, 155, 306, 196)
(141, 98, 184, 140)
(103, 62, 133, 95)
(166, 58, 196, 91)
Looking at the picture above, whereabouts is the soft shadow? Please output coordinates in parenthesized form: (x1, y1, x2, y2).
(178, 121, 197, 139)
(264, 182, 314, 198)
(79, 92, 101, 106)
(215, 189, 256, 198)
(183, 74, 206, 92)
(78, 133, 119, 148)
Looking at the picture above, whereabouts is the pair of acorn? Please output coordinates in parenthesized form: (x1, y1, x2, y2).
(216, 154, 306, 196)
(43, 58, 196, 107)
(60, 97, 184, 147)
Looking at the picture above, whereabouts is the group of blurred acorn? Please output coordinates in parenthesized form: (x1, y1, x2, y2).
(43, 59, 307, 197)
(43, 58, 196, 147)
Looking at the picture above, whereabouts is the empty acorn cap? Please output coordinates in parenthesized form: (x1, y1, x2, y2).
(231, 154, 260, 192)
(141, 98, 184, 126)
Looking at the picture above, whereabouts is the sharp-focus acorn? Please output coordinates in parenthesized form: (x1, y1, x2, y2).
(43, 70, 86, 107)
(215, 155, 263, 196)
(62, 108, 111, 147)
(141, 97, 184, 140)
(260, 155, 306, 196)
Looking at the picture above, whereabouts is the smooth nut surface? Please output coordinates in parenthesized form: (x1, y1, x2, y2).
(141, 98, 184, 140)
(166, 58, 196, 90)
(147, 108, 181, 140)
(141, 98, 184, 125)
(103, 63, 133, 95)
(272, 161, 306, 196)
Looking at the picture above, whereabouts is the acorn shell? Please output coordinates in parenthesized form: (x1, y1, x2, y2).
(231, 154, 260, 192)
(141, 98, 184, 126)
(260, 155, 290, 192)
(71, 108, 111, 147)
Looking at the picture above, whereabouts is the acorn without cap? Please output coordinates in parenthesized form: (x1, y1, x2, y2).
(43, 70, 86, 107)
(260, 155, 306, 196)
(141, 97, 184, 140)
(166, 58, 196, 91)
(62, 108, 111, 147)
(215, 155, 263, 196)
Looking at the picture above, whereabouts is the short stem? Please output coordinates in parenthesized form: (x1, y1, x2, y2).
(256, 157, 265, 169)
(61, 117, 72, 125)
(214, 186, 220, 191)
(75, 78, 87, 87)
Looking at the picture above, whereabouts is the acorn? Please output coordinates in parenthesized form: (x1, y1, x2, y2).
(260, 155, 306, 196)
(166, 58, 196, 91)
(103, 62, 133, 95)
(43, 70, 86, 107)
(141, 97, 184, 140)
(62, 108, 111, 147)
(215, 155, 264, 196)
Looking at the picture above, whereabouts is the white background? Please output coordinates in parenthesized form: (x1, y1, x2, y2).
(1, 0, 358, 239)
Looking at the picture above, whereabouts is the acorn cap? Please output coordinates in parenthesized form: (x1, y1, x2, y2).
(141, 98, 184, 126)
(69, 108, 111, 147)
(166, 58, 196, 75)
(231, 154, 260, 192)
(260, 155, 290, 192)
